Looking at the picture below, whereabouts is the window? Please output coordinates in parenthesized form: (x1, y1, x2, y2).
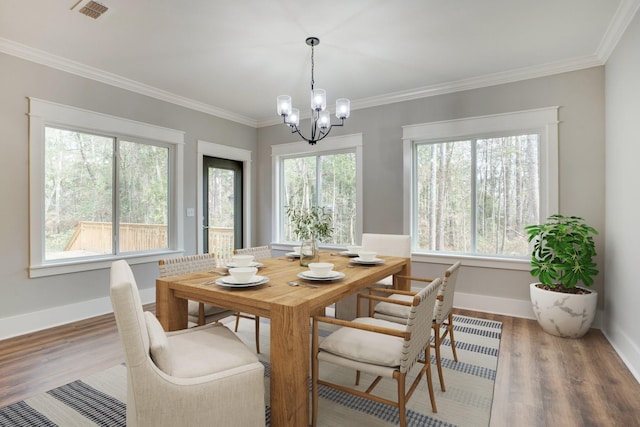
(272, 134, 363, 246)
(403, 107, 558, 261)
(29, 98, 184, 277)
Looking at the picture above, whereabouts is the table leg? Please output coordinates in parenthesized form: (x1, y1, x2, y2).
(393, 259, 412, 291)
(155, 279, 188, 331)
(269, 304, 310, 427)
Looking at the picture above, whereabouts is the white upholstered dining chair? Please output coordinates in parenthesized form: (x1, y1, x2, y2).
(335, 233, 411, 319)
(158, 253, 262, 353)
(311, 277, 442, 427)
(231, 246, 271, 353)
(110, 259, 265, 427)
(371, 261, 462, 391)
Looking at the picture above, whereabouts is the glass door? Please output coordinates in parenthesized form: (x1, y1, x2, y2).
(203, 156, 243, 260)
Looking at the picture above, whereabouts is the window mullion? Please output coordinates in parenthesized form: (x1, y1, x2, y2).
(316, 155, 322, 206)
(113, 138, 119, 255)
(470, 139, 478, 253)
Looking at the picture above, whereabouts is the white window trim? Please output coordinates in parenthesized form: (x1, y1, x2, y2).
(196, 140, 253, 253)
(402, 107, 559, 269)
(271, 133, 363, 249)
(28, 97, 185, 277)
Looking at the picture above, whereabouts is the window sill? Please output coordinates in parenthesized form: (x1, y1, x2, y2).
(412, 252, 531, 271)
(29, 250, 184, 278)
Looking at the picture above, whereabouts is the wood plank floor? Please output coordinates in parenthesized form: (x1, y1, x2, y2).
(1, 307, 639, 426)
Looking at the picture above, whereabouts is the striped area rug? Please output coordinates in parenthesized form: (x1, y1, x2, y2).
(0, 314, 501, 426)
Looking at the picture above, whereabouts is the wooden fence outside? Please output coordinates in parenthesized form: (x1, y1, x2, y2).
(65, 221, 235, 261)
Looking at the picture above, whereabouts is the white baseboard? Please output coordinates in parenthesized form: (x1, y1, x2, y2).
(454, 291, 604, 330)
(0, 287, 156, 340)
(602, 323, 640, 384)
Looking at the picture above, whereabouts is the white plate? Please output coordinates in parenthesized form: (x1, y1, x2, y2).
(297, 271, 346, 281)
(338, 250, 360, 257)
(225, 262, 264, 268)
(286, 252, 301, 258)
(218, 275, 266, 285)
(215, 277, 269, 288)
(351, 257, 385, 265)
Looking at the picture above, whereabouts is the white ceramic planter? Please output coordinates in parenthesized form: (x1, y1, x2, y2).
(529, 283, 598, 338)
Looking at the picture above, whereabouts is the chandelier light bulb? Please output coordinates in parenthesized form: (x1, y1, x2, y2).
(285, 108, 300, 127)
(277, 95, 292, 117)
(336, 98, 350, 119)
(311, 89, 326, 111)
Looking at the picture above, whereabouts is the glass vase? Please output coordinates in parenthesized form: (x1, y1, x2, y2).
(299, 238, 319, 267)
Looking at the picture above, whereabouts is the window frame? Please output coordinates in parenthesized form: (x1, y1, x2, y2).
(271, 133, 363, 249)
(28, 98, 185, 277)
(402, 107, 558, 270)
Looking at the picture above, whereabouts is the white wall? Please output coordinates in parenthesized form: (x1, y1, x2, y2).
(604, 11, 640, 380)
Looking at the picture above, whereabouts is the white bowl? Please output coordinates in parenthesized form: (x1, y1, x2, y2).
(293, 246, 302, 254)
(228, 267, 258, 283)
(347, 245, 363, 253)
(358, 250, 377, 261)
(308, 262, 334, 277)
(232, 254, 254, 267)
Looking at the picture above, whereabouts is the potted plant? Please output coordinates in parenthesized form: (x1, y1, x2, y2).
(524, 214, 599, 338)
(286, 205, 333, 266)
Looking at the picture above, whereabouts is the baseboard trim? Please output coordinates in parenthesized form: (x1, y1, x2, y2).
(0, 287, 155, 340)
(603, 323, 640, 384)
(454, 291, 604, 330)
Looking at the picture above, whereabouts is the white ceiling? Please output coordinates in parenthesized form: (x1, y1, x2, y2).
(1, 0, 638, 127)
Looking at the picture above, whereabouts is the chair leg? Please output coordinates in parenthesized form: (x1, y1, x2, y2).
(396, 371, 407, 427)
(198, 303, 205, 326)
(433, 323, 446, 392)
(448, 312, 458, 362)
(311, 319, 320, 427)
(424, 344, 438, 413)
(254, 315, 260, 354)
(234, 313, 240, 332)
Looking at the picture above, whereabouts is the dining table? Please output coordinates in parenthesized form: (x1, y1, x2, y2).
(155, 251, 411, 427)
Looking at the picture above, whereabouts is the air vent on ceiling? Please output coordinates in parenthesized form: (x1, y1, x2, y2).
(79, 1, 108, 19)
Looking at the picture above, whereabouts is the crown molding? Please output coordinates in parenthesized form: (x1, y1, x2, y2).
(596, 0, 640, 62)
(4, 0, 638, 132)
(256, 54, 604, 128)
(0, 37, 257, 128)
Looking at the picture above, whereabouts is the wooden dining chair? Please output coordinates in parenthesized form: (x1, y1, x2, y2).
(336, 233, 411, 320)
(158, 253, 261, 353)
(370, 261, 462, 391)
(311, 278, 442, 427)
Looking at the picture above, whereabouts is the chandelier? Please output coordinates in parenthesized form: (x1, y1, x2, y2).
(276, 37, 350, 145)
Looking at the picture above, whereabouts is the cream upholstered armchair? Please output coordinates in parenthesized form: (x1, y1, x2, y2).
(335, 233, 411, 319)
(111, 260, 265, 427)
(311, 277, 442, 427)
(371, 261, 462, 392)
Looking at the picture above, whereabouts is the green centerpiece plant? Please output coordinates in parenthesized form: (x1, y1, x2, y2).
(286, 206, 333, 266)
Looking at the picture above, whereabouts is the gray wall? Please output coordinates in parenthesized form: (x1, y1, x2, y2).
(604, 11, 640, 378)
(0, 49, 610, 345)
(0, 52, 256, 323)
(257, 67, 606, 314)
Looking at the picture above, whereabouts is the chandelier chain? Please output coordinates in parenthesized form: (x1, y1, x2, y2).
(310, 43, 315, 90)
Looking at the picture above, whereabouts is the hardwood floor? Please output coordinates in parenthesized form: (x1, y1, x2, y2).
(1, 307, 639, 426)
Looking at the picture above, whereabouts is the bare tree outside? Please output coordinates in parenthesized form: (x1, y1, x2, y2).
(415, 134, 539, 257)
